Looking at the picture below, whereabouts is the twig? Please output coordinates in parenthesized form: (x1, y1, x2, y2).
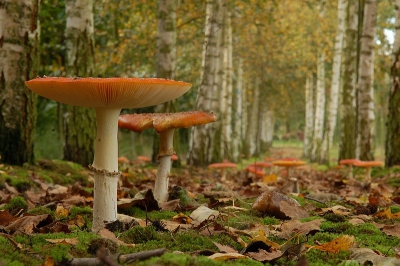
(69, 248, 166, 266)
(0, 233, 20, 250)
(97, 247, 118, 266)
(304, 195, 328, 206)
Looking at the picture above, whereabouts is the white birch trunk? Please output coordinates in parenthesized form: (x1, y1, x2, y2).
(320, 0, 346, 164)
(356, 0, 378, 161)
(244, 78, 260, 157)
(189, 0, 219, 166)
(311, 53, 326, 162)
(221, 10, 233, 160)
(265, 110, 275, 148)
(232, 59, 243, 161)
(303, 75, 314, 158)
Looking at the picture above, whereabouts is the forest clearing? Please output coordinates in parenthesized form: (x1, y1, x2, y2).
(1, 0, 400, 265)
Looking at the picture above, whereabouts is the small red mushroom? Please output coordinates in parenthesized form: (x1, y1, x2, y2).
(339, 159, 361, 180)
(119, 111, 217, 202)
(353, 160, 384, 183)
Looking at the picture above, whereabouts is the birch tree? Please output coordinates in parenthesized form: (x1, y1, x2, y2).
(310, 0, 326, 162)
(63, 0, 96, 166)
(320, 0, 346, 164)
(231, 59, 243, 161)
(385, 0, 400, 167)
(153, 0, 177, 162)
(303, 75, 314, 158)
(356, 0, 378, 161)
(339, 0, 358, 160)
(221, 9, 233, 161)
(243, 78, 260, 157)
(189, 0, 221, 166)
(0, 0, 40, 165)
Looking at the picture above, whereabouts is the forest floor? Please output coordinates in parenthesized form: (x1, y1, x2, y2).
(0, 144, 400, 266)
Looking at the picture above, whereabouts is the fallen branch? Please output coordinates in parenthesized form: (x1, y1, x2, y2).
(69, 248, 166, 266)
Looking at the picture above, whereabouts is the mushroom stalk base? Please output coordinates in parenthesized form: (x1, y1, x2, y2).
(154, 129, 174, 203)
(92, 107, 121, 233)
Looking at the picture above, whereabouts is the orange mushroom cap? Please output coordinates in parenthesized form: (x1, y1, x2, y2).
(137, 156, 151, 162)
(118, 111, 217, 133)
(248, 162, 273, 168)
(208, 162, 237, 169)
(118, 156, 130, 164)
(339, 159, 361, 165)
(272, 160, 306, 167)
(246, 165, 265, 177)
(171, 154, 179, 161)
(25, 77, 191, 108)
(353, 161, 384, 168)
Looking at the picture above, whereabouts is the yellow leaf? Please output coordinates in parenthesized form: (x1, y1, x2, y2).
(208, 252, 247, 261)
(55, 205, 69, 219)
(262, 174, 277, 184)
(251, 230, 280, 249)
(306, 235, 354, 254)
(172, 213, 192, 224)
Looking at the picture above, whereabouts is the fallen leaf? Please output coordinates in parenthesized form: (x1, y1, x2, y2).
(252, 191, 304, 219)
(277, 219, 324, 240)
(55, 205, 69, 219)
(320, 205, 351, 216)
(208, 252, 247, 261)
(213, 241, 238, 253)
(172, 213, 192, 224)
(42, 257, 55, 266)
(350, 247, 400, 265)
(306, 235, 354, 254)
(0, 210, 18, 226)
(5, 214, 53, 234)
(190, 206, 220, 223)
(46, 238, 79, 245)
(246, 248, 283, 262)
(381, 224, 400, 238)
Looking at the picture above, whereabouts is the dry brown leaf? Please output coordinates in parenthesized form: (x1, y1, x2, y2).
(208, 252, 247, 261)
(306, 235, 354, 254)
(68, 215, 86, 228)
(277, 219, 324, 240)
(190, 206, 220, 223)
(213, 241, 238, 253)
(5, 214, 53, 234)
(61, 195, 86, 209)
(252, 191, 303, 219)
(0, 210, 18, 226)
(320, 205, 351, 216)
(46, 238, 79, 245)
(159, 199, 180, 211)
(279, 201, 309, 219)
(381, 224, 400, 238)
(98, 228, 135, 247)
(246, 248, 283, 262)
(251, 229, 280, 249)
(350, 247, 400, 265)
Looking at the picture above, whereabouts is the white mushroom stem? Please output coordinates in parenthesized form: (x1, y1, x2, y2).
(347, 165, 354, 180)
(364, 167, 371, 183)
(154, 128, 174, 203)
(91, 107, 121, 233)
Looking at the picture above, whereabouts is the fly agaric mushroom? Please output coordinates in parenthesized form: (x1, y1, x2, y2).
(246, 165, 265, 178)
(353, 160, 384, 183)
(272, 159, 306, 179)
(339, 159, 360, 180)
(118, 111, 217, 202)
(25, 77, 191, 232)
(208, 162, 238, 180)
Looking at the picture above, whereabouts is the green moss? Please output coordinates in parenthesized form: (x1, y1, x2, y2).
(27, 206, 54, 216)
(136, 253, 264, 266)
(69, 206, 93, 217)
(262, 216, 280, 225)
(4, 196, 28, 213)
(391, 205, 400, 213)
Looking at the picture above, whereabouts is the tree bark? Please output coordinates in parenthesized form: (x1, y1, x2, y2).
(189, 0, 222, 166)
(356, 0, 378, 161)
(339, 0, 358, 161)
(63, 0, 96, 166)
(153, 0, 177, 164)
(221, 9, 233, 161)
(303, 75, 314, 158)
(320, 0, 346, 164)
(231, 59, 243, 162)
(243, 77, 260, 158)
(385, 0, 400, 167)
(0, 0, 39, 165)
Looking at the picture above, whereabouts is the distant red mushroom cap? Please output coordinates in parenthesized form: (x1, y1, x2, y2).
(249, 162, 273, 168)
(272, 160, 306, 167)
(339, 159, 361, 165)
(118, 156, 130, 164)
(137, 156, 151, 162)
(25, 77, 191, 108)
(246, 165, 265, 177)
(118, 111, 217, 133)
(208, 162, 237, 169)
(171, 154, 179, 161)
(353, 161, 384, 168)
